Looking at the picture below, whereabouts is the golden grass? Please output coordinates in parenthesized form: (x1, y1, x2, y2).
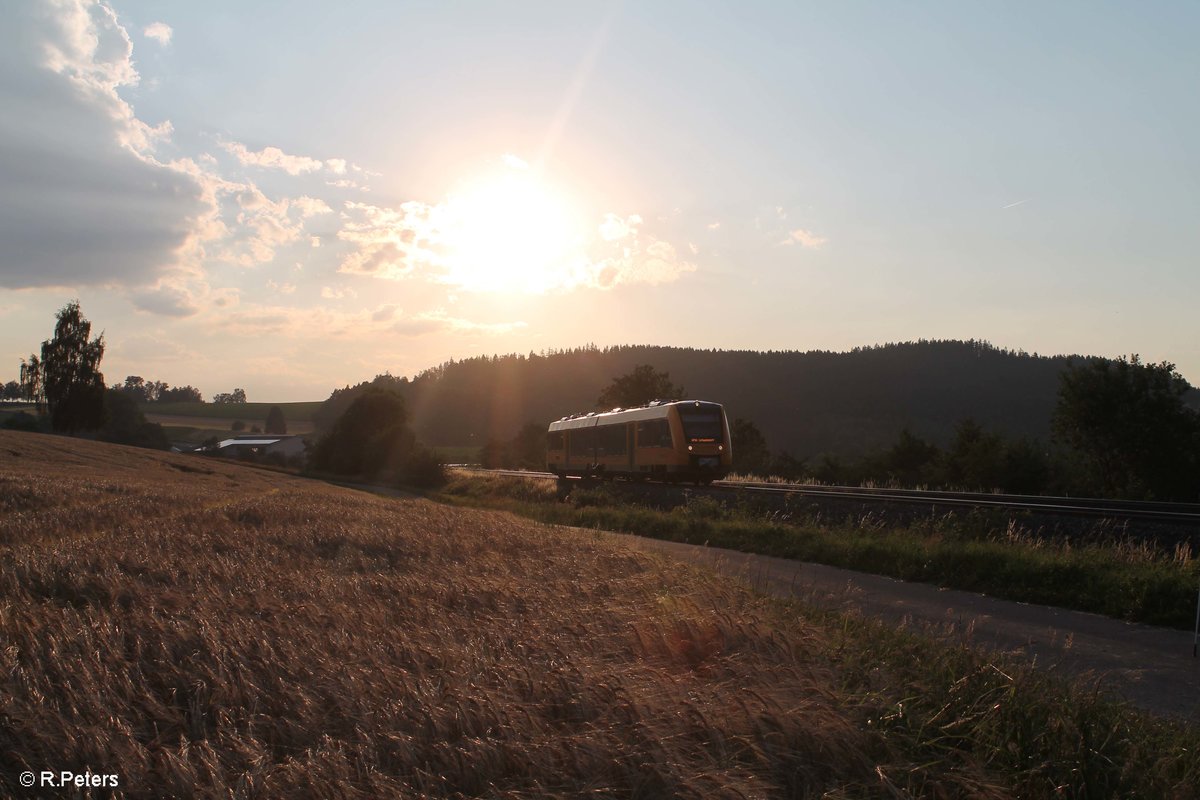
(0, 432, 886, 797)
(2, 431, 1196, 798)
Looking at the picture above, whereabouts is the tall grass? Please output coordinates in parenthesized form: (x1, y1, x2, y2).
(1, 432, 1197, 797)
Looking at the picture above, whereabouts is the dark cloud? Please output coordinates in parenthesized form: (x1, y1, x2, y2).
(0, 2, 203, 289)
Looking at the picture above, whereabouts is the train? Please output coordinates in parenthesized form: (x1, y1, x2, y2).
(546, 400, 732, 483)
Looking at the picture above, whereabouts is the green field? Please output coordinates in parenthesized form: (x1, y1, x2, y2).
(148, 401, 323, 420)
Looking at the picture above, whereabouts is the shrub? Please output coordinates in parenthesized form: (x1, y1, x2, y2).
(399, 447, 446, 489)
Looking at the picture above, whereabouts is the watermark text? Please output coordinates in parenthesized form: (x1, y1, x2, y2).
(18, 770, 119, 789)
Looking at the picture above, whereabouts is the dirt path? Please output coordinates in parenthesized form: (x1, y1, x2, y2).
(603, 532, 1200, 720)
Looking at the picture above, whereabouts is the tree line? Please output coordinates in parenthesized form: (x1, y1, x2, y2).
(469, 360, 1200, 501)
(10, 303, 1198, 500)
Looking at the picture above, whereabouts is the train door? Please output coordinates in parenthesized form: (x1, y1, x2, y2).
(626, 422, 634, 475)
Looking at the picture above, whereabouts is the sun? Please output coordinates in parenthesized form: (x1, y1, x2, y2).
(439, 163, 587, 293)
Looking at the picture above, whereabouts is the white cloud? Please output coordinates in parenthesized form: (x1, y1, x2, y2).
(598, 213, 641, 242)
(292, 195, 332, 218)
(779, 228, 828, 249)
(392, 308, 527, 337)
(216, 301, 522, 340)
(583, 214, 696, 289)
(337, 200, 442, 280)
(143, 21, 172, 45)
(221, 141, 324, 175)
(320, 285, 356, 300)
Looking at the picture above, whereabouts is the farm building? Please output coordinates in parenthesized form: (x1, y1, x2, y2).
(209, 434, 307, 461)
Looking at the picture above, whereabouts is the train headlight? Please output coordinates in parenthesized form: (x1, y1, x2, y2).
(687, 445, 693, 451)
(718, 445, 723, 451)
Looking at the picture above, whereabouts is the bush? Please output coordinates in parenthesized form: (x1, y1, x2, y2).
(2, 412, 45, 433)
(399, 447, 446, 489)
(99, 389, 169, 450)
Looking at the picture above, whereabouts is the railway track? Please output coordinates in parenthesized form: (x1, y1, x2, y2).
(451, 466, 1200, 527)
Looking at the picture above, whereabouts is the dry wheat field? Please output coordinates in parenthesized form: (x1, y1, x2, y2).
(0, 431, 1194, 798)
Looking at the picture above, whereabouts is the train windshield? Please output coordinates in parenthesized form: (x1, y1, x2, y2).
(680, 411, 723, 443)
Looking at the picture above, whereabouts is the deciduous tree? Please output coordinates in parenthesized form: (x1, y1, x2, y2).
(265, 405, 287, 435)
(597, 364, 684, 409)
(213, 388, 247, 404)
(19, 354, 43, 410)
(731, 418, 771, 476)
(40, 302, 106, 433)
(1053, 355, 1200, 500)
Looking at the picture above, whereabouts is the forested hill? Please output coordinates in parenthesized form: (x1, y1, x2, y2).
(332, 340, 1128, 459)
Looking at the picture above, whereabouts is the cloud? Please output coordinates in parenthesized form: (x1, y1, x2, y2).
(221, 141, 325, 175)
(216, 301, 522, 340)
(778, 228, 828, 249)
(130, 283, 200, 317)
(292, 195, 332, 218)
(0, 1, 203, 289)
(320, 285, 356, 300)
(371, 304, 399, 322)
(391, 308, 527, 337)
(598, 213, 641, 242)
(143, 21, 172, 45)
(337, 200, 442, 280)
(111, 332, 200, 364)
(583, 214, 696, 289)
(165, 164, 332, 271)
(221, 141, 356, 180)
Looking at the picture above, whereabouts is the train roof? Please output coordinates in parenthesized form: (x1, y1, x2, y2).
(547, 400, 724, 431)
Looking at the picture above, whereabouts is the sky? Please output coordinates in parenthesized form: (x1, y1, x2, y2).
(1, 0, 1197, 401)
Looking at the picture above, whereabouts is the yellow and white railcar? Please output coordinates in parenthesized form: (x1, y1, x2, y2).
(546, 400, 732, 483)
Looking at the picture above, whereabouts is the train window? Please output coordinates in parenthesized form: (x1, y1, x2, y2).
(547, 431, 565, 450)
(637, 419, 672, 448)
(568, 427, 594, 458)
(596, 423, 627, 456)
(680, 412, 723, 443)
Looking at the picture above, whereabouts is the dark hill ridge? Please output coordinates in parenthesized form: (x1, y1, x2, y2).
(330, 340, 1175, 459)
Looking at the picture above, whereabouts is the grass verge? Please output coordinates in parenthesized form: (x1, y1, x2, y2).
(436, 473, 1200, 630)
